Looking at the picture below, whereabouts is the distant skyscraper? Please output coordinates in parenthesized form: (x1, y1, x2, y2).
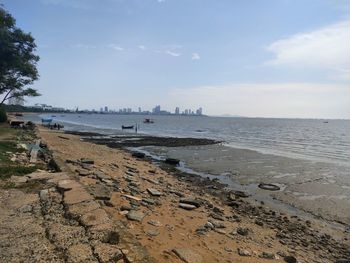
(138, 107, 141, 113)
(153, 105, 161, 114)
(175, 107, 180, 115)
(196, 107, 203, 115)
(104, 106, 108, 112)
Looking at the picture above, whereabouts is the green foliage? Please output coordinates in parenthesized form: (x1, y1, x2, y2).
(0, 6, 40, 105)
(0, 106, 7, 122)
(0, 166, 38, 179)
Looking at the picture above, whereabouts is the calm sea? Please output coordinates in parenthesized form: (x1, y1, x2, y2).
(31, 114, 350, 165)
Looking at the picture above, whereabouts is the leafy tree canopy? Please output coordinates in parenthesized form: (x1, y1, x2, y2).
(0, 6, 40, 105)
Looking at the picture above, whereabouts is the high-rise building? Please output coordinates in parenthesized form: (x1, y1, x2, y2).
(175, 107, 180, 115)
(152, 105, 161, 114)
(104, 106, 108, 112)
(196, 107, 203, 115)
(138, 107, 141, 113)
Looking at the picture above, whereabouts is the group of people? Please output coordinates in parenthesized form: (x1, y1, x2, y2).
(48, 123, 63, 130)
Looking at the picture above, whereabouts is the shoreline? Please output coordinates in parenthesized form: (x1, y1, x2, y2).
(65, 129, 350, 230)
(38, 126, 350, 261)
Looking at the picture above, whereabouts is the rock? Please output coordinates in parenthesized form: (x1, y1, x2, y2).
(120, 205, 132, 211)
(64, 188, 94, 205)
(209, 220, 226, 229)
(165, 158, 180, 165)
(204, 222, 214, 230)
(39, 189, 49, 201)
(148, 220, 162, 227)
(179, 203, 197, 210)
(94, 243, 123, 263)
(284, 256, 297, 263)
(237, 248, 252, 257)
(179, 198, 202, 208)
(224, 247, 233, 252)
(147, 229, 160, 237)
(10, 175, 28, 183)
(169, 190, 185, 197)
(122, 194, 142, 202)
(80, 158, 94, 164)
(229, 190, 250, 199)
(77, 169, 90, 176)
(94, 171, 111, 181)
(260, 252, 276, 259)
(237, 227, 249, 236)
(90, 184, 111, 200)
(173, 248, 202, 263)
(18, 204, 32, 213)
(126, 210, 145, 222)
(66, 243, 97, 263)
(255, 219, 264, 226)
(210, 213, 225, 221)
(335, 261, 350, 263)
(57, 179, 81, 191)
(80, 208, 110, 227)
(147, 188, 162, 197)
(214, 229, 226, 234)
(132, 152, 145, 159)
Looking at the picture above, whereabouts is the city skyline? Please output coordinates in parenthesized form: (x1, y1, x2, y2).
(2, 1, 350, 118)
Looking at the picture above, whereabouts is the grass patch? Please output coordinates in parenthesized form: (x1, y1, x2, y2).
(0, 166, 38, 179)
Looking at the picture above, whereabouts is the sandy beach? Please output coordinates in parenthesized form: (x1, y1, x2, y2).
(30, 126, 350, 262)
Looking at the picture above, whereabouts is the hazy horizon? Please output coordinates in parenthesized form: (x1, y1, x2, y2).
(2, 0, 350, 119)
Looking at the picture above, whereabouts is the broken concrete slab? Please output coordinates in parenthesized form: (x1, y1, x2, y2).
(64, 188, 94, 205)
(126, 210, 145, 222)
(57, 180, 82, 192)
(80, 208, 110, 227)
(147, 188, 162, 197)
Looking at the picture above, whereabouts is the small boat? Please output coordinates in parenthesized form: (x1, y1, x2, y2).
(51, 115, 56, 117)
(122, 125, 134, 129)
(15, 113, 23, 117)
(143, 118, 154, 124)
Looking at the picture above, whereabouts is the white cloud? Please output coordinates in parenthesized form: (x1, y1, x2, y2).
(165, 50, 181, 57)
(191, 53, 200, 60)
(265, 20, 350, 81)
(138, 45, 147, 50)
(157, 0, 165, 3)
(108, 44, 124, 51)
(168, 83, 350, 118)
(71, 44, 96, 49)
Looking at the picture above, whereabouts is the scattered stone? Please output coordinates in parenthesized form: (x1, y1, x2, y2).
(10, 175, 28, 183)
(148, 220, 162, 227)
(179, 203, 197, 210)
(18, 204, 32, 213)
(80, 208, 110, 227)
(260, 252, 276, 259)
(64, 188, 94, 205)
(39, 189, 49, 201)
(132, 152, 145, 159)
(90, 184, 111, 200)
(284, 256, 297, 263)
(147, 188, 162, 197)
(214, 229, 226, 235)
(94, 243, 123, 263)
(229, 190, 250, 199)
(237, 227, 249, 236)
(94, 171, 111, 181)
(169, 190, 185, 197)
(179, 198, 202, 208)
(173, 248, 202, 263)
(80, 158, 94, 164)
(126, 210, 145, 222)
(209, 220, 226, 229)
(147, 229, 160, 237)
(120, 205, 132, 211)
(148, 169, 156, 174)
(66, 243, 97, 263)
(255, 219, 264, 227)
(165, 158, 180, 165)
(77, 169, 90, 176)
(122, 194, 142, 202)
(224, 247, 233, 252)
(237, 248, 252, 257)
(57, 179, 81, 191)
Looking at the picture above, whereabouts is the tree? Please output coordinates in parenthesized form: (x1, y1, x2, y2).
(0, 6, 40, 106)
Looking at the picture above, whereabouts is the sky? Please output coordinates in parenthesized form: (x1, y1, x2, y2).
(1, 0, 350, 118)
